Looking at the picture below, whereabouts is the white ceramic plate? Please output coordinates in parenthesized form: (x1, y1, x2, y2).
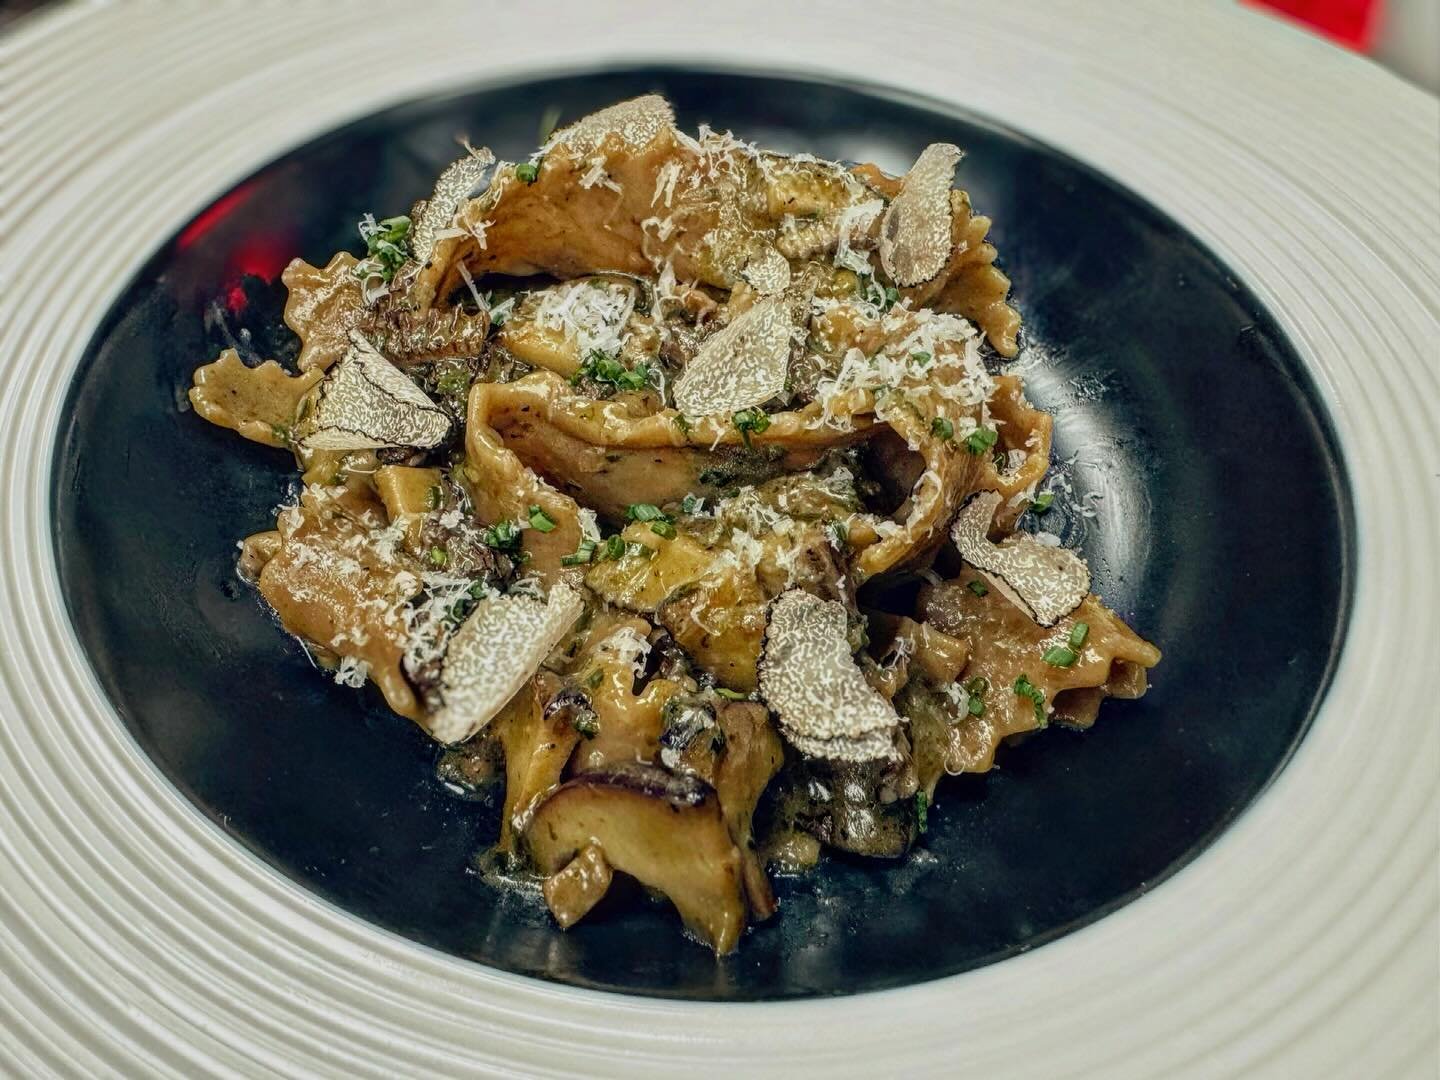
(1, 3, 1436, 1076)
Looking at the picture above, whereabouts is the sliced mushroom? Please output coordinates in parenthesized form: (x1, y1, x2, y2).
(424, 582, 585, 745)
(879, 143, 962, 288)
(299, 332, 451, 451)
(672, 296, 793, 416)
(758, 590, 901, 762)
(546, 94, 676, 155)
(541, 844, 613, 929)
(408, 147, 496, 271)
(525, 762, 747, 953)
(739, 242, 792, 296)
(949, 490, 1090, 626)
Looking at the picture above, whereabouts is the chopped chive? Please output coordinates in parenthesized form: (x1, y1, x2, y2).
(573, 712, 599, 738)
(1014, 673, 1047, 726)
(884, 285, 900, 308)
(626, 503, 667, 523)
(426, 484, 443, 511)
(967, 695, 985, 717)
(427, 546, 448, 568)
(672, 413, 693, 436)
(560, 538, 597, 566)
(1032, 491, 1055, 513)
(649, 520, 676, 539)
(964, 676, 989, 696)
(1042, 645, 1078, 668)
(680, 493, 701, 515)
(964, 426, 999, 455)
(732, 407, 771, 449)
(624, 541, 655, 560)
(480, 519, 522, 554)
(915, 790, 929, 834)
(967, 579, 989, 598)
(827, 519, 850, 548)
(527, 505, 556, 532)
(602, 534, 625, 561)
(911, 351, 932, 366)
(931, 416, 954, 441)
(515, 161, 539, 183)
(714, 687, 746, 701)
(1069, 621, 1090, 649)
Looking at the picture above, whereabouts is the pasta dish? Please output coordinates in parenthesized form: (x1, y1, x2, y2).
(189, 96, 1160, 953)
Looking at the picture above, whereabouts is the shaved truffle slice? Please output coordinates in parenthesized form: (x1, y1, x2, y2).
(759, 590, 901, 762)
(673, 297, 793, 416)
(739, 243, 792, 296)
(950, 490, 1090, 626)
(299, 332, 451, 451)
(409, 147, 496, 271)
(425, 582, 585, 745)
(879, 143, 962, 288)
(546, 94, 675, 154)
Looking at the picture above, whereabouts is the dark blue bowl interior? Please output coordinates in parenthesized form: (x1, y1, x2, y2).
(51, 68, 1352, 1000)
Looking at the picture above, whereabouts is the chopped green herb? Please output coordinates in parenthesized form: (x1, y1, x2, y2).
(911, 351, 932, 366)
(731, 407, 771, 449)
(624, 541, 655, 560)
(1014, 673, 1047, 727)
(602, 534, 626, 561)
(573, 712, 600, 738)
(527, 505, 556, 532)
(672, 413, 693, 436)
(625, 503, 668, 523)
(427, 546, 448, 568)
(467, 580, 486, 599)
(480, 519, 522, 554)
(585, 668, 603, 689)
(649, 520, 676, 539)
(964, 426, 999, 455)
(560, 539, 597, 566)
(884, 286, 900, 309)
(352, 213, 412, 286)
(426, 484, 443, 511)
(1042, 645, 1078, 668)
(680, 493, 701, 515)
(964, 676, 989, 696)
(714, 688, 746, 701)
(967, 695, 985, 717)
(1032, 491, 1055, 513)
(827, 519, 850, 548)
(515, 161, 539, 183)
(967, 579, 989, 598)
(915, 790, 929, 834)
(1069, 622, 1090, 649)
(931, 416, 954, 441)
(573, 350, 651, 394)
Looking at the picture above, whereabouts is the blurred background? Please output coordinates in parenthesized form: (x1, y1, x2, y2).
(2, 0, 1437, 91)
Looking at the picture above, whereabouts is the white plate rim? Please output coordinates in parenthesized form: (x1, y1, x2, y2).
(0, 3, 1436, 1077)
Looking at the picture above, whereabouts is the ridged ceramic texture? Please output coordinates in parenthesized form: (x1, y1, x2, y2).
(0, 3, 1436, 1077)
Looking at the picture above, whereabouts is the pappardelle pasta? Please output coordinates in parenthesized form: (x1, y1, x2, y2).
(190, 96, 1159, 953)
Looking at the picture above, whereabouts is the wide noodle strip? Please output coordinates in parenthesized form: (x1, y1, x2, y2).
(187, 96, 1157, 954)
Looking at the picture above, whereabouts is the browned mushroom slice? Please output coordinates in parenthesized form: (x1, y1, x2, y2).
(299, 333, 451, 452)
(541, 845, 613, 929)
(950, 490, 1090, 627)
(188, 348, 324, 448)
(425, 582, 585, 745)
(525, 762, 747, 953)
(879, 143, 962, 288)
(758, 590, 901, 762)
(492, 678, 582, 854)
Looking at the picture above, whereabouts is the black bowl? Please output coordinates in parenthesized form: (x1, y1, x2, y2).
(51, 68, 1352, 1000)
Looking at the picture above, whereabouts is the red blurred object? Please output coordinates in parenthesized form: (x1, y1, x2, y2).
(177, 179, 293, 311)
(1244, 0, 1384, 50)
